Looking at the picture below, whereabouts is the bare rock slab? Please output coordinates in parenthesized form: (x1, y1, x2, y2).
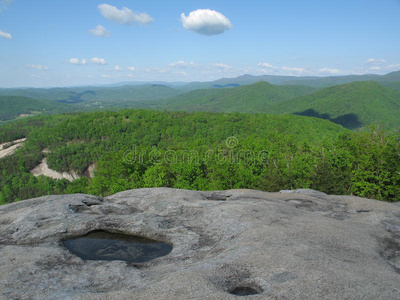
(0, 188, 400, 299)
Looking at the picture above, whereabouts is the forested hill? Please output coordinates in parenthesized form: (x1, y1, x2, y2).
(177, 70, 400, 91)
(154, 81, 400, 130)
(0, 84, 182, 104)
(1, 109, 399, 204)
(268, 81, 400, 130)
(157, 81, 315, 113)
(0, 95, 71, 122)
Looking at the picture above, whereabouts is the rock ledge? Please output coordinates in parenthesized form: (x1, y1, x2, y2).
(0, 188, 399, 299)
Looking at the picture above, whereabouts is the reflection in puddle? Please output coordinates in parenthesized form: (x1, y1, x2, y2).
(62, 230, 172, 263)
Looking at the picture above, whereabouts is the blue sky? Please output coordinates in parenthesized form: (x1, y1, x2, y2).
(0, 0, 399, 87)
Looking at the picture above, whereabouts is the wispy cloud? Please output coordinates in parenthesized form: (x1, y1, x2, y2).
(69, 58, 87, 65)
(282, 66, 305, 73)
(364, 58, 386, 65)
(181, 9, 233, 35)
(114, 65, 123, 71)
(0, 0, 13, 12)
(258, 63, 306, 75)
(98, 4, 154, 26)
(211, 63, 232, 70)
(169, 61, 196, 68)
(68, 57, 107, 65)
(319, 68, 340, 74)
(258, 62, 275, 68)
(0, 29, 12, 40)
(91, 57, 107, 65)
(127, 66, 136, 71)
(26, 64, 49, 71)
(89, 25, 110, 37)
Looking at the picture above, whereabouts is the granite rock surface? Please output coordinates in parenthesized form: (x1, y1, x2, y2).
(0, 188, 400, 299)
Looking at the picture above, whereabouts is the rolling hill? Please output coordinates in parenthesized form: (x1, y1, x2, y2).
(268, 81, 400, 129)
(0, 84, 182, 106)
(177, 70, 400, 91)
(158, 81, 315, 113)
(0, 96, 71, 122)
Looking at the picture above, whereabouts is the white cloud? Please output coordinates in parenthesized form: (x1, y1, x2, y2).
(69, 58, 87, 65)
(369, 66, 381, 71)
(365, 58, 386, 65)
(389, 63, 400, 68)
(98, 4, 154, 26)
(169, 61, 196, 68)
(176, 71, 189, 76)
(181, 9, 233, 35)
(91, 57, 107, 65)
(68, 57, 107, 65)
(258, 62, 275, 68)
(319, 68, 340, 74)
(128, 66, 136, 71)
(0, 29, 12, 40)
(89, 25, 110, 37)
(26, 64, 49, 71)
(282, 66, 305, 73)
(114, 65, 123, 71)
(102, 74, 112, 78)
(211, 62, 232, 69)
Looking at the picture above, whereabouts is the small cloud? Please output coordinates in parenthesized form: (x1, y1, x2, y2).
(69, 58, 87, 65)
(102, 74, 112, 78)
(369, 66, 381, 71)
(114, 65, 123, 71)
(282, 66, 305, 73)
(26, 64, 49, 71)
(319, 68, 340, 74)
(169, 60, 195, 68)
(0, 29, 12, 40)
(127, 66, 135, 71)
(181, 9, 233, 35)
(212, 62, 232, 69)
(365, 58, 386, 65)
(68, 57, 107, 65)
(98, 4, 154, 26)
(89, 25, 110, 37)
(258, 62, 275, 68)
(91, 57, 107, 65)
(175, 71, 189, 76)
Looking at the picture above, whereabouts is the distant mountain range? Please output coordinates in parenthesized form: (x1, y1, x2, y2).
(1, 70, 399, 130)
(155, 80, 400, 130)
(175, 70, 400, 91)
(156, 82, 315, 113)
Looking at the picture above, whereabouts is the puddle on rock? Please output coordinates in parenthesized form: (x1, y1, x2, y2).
(62, 230, 172, 263)
(229, 286, 262, 296)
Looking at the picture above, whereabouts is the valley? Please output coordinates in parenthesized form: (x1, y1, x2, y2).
(0, 71, 399, 205)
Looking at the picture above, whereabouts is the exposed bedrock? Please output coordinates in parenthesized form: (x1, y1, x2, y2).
(0, 188, 400, 299)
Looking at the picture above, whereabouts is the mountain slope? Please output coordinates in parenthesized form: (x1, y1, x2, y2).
(268, 81, 400, 129)
(0, 84, 182, 106)
(159, 81, 315, 113)
(0, 96, 70, 122)
(178, 71, 400, 91)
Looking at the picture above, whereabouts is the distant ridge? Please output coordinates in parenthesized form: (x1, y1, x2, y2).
(159, 81, 315, 113)
(177, 70, 400, 91)
(269, 81, 400, 129)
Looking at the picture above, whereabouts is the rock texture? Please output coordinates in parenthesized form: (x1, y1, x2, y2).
(0, 138, 25, 159)
(31, 158, 81, 182)
(0, 188, 400, 299)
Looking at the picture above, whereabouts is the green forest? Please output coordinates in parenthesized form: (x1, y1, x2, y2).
(0, 109, 399, 205)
